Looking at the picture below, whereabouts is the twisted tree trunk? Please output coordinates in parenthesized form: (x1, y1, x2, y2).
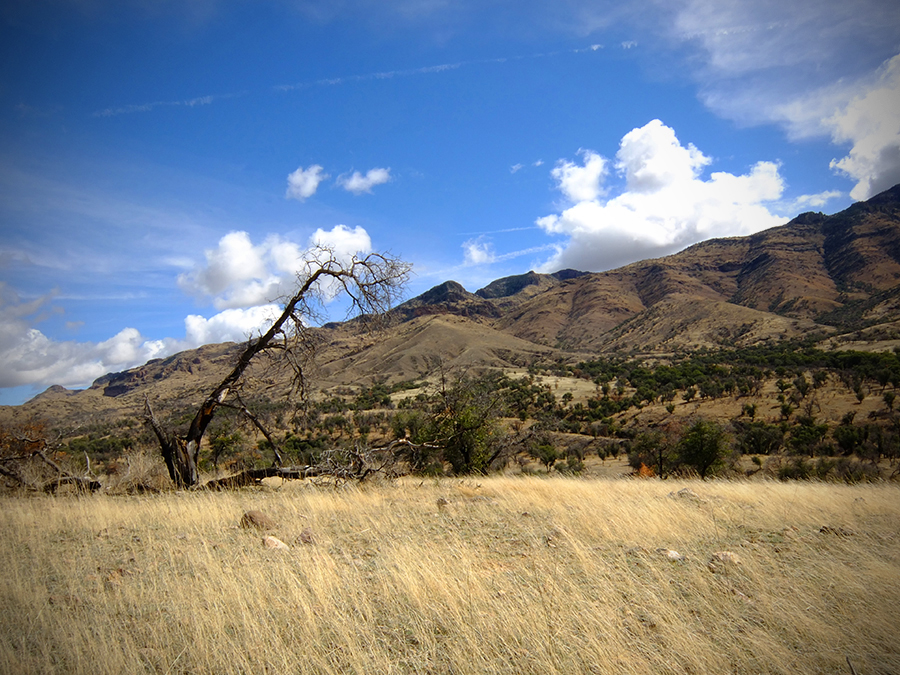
(143, 249, 410, 488)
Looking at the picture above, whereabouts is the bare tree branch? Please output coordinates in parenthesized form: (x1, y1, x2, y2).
(145, 247, 411, 487)
(219, 399, 284, 467)
(0, 422, 101, 492)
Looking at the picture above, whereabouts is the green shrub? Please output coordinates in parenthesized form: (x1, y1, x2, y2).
(677, 420, 730, 479)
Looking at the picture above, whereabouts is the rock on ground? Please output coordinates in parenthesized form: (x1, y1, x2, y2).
(240, 510, 277, 530)
(263, 536, 289, 550)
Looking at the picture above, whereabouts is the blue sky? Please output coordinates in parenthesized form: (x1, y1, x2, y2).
(1, 0, 899, 404)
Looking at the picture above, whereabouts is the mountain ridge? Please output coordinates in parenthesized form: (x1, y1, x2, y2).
(5, 184, 900, 428)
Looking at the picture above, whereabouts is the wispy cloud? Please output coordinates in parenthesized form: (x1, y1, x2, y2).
(92, 45, 609, 119)
(510, 160, 544, 174)
(461, 238, 558, 267)
(493, 244, 559, 262)
(93, 91, 245, 118)
(458, 226, 538, 236)
(0, 162, 212, 275)
(275, 45, 606, 93)
(286, 62, 463, 90)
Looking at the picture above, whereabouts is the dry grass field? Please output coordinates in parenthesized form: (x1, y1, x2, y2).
(1, 477, 898, 674)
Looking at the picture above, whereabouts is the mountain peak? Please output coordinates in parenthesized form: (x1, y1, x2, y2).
(394, 280, 499, 321)
(476, 269, 589, 300)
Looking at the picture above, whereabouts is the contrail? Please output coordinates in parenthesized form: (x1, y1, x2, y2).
(92, 46, 606, 117)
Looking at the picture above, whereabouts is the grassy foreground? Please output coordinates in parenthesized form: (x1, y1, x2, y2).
(1, 478, 898, 675)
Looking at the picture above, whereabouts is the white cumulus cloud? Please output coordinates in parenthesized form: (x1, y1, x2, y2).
(310, 224, 373, 260)
(177, 231, 282, 309)
(178, 225, 374, 310)
(827, 54, 900, 200)
(551, 149, 609, 202)
(667, 0, 900, 201)
(337, 167, 392, 194)
(536, 120, 787, 273)
(286, 164, 329, 201)
(0, 318, 170, 391)
(0, 223, 378, 394)
(0, 309, 282, 393)
(305, 224, 375, 300)
(0, 285, 169, 391)
(183, 305, 282, 346)
(462, 237, 496, 265)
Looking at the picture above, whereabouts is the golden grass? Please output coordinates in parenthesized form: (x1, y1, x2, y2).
(1, 477, 898, 674)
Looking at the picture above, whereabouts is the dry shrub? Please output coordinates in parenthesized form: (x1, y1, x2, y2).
(103, 448, 171, 493)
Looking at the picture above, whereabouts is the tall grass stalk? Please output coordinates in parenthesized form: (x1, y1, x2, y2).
(1, 478, 898, 674)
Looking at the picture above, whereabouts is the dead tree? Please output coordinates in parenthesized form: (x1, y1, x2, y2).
(144, 248, 410, 488)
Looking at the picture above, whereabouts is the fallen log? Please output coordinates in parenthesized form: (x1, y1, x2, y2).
(203, 466, 321, 490)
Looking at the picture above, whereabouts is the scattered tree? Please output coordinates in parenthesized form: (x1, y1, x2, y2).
(734, 420, 783, 455)
(677, 420, 730, 479)
(421, 371, 506, 475)
(788, 415, 830, 456)
(627, 428, 679, 479)
(531, 439, 561, 472)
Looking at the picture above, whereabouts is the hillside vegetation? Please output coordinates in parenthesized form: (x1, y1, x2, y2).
(6, 339, 899, 490)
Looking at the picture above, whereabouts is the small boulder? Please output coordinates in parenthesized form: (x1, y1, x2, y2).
(656, 548, 685, 562)
(241, 510, 276, 530)
(708, 550, 742, 572)
(712, 551, 741, 564)
(297, 527, 315, 545)
(263, 536, 289, 550)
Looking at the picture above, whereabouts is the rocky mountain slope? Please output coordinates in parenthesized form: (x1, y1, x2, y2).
(4, 184, 900, 430)
(401, 184, 900, 354)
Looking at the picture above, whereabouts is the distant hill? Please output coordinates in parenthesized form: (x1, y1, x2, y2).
(4, 183, 900, 430)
